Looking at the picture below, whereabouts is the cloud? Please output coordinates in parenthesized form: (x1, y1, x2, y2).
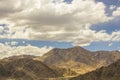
(4, 41, 19, 46)
(113, 7, 120, 16)
(0, 43, 53, 59)
(111, 30, 120, 41)
(0, 0, 23, 18)
(10, 41, 18, 46)
(0, 0, 119, 46)
(108, 43, 113, 47)
(10, 0, 110, 26)
(110, 5, 116, 10)
(0, 26, 4, 33)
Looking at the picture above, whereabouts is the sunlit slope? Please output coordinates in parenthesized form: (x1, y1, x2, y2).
(71, 59, 120, 80)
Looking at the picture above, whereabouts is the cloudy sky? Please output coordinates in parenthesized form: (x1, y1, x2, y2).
(0, 0, 120, 58)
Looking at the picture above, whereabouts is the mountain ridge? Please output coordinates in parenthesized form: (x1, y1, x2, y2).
(70, 59, 120, 80)
(38, 46, 120, 75)
(0, 57, 60, 80)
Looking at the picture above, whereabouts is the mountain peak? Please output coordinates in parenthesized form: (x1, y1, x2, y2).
(69, 46, 86, 50)
(52, 46, 88, 52)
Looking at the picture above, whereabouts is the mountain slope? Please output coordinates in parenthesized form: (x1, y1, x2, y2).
(93, 51, 120, 66)
(0, 57, 60, 80)
(71, 59, 120, 80)
(41, 46, 94, 65)
(39, 46, 120, 75)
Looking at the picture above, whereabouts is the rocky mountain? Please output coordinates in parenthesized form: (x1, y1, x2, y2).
(93, 51, 120, 66)
(0, 57, 60, 80)
(39, 46, 120, 75)
(41, 46, 94, 65)
(70, 59, 120, 80)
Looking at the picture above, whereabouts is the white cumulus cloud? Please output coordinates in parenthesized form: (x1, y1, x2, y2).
(113, 7, 120, 16)
(0, 0, 119, 46)
(0, 43, 53, 59)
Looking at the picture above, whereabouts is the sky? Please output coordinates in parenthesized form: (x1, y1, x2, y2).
(0, 0, 120, 58)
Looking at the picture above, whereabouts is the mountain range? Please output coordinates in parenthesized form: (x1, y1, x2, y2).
(0, 46, 120, 80)
(38, 46, 120, 75)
